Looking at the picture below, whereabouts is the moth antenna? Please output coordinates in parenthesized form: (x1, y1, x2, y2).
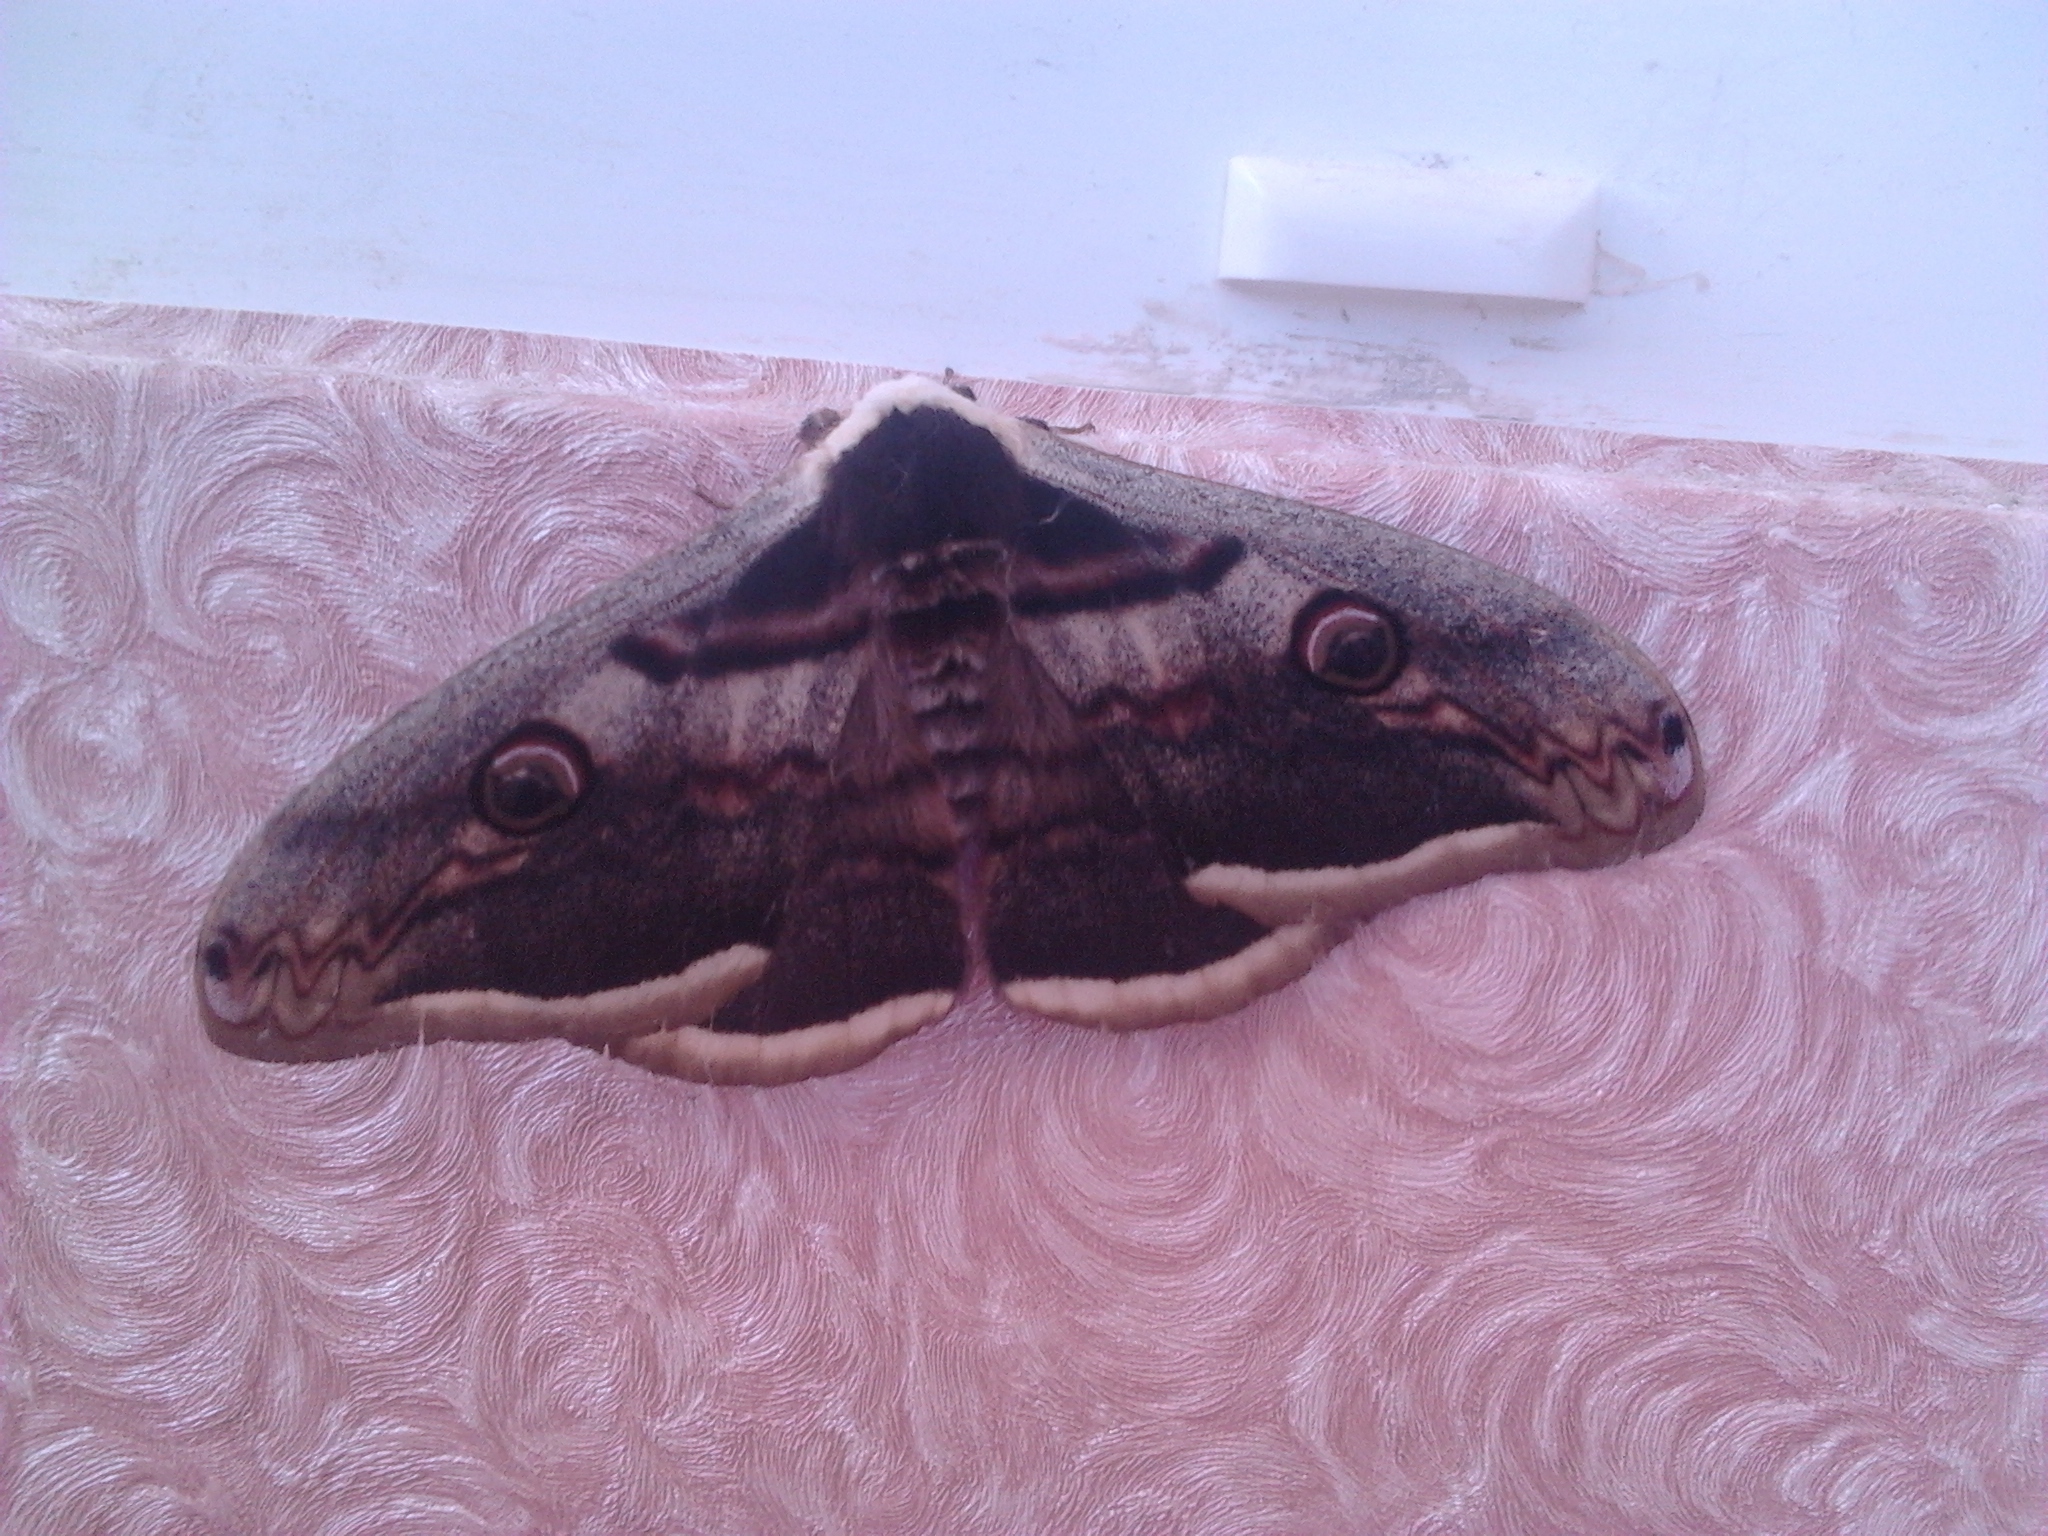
(940, 368, 978, 401)
(796, 409, 843, 446)
(1032, 492, 1081, 526)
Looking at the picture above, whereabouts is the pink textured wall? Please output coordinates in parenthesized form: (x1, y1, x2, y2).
(3, 298, 2044, 1534)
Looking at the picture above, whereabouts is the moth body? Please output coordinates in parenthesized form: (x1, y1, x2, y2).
(197, 377, 1703, 1084)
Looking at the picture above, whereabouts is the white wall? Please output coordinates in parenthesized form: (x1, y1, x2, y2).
(6, 2, 2043, 459)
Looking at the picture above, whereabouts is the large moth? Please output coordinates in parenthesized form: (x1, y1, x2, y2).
(198, 377, 1703, 1086)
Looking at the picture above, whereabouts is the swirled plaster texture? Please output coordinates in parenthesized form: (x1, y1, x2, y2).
(3, 297, 2044, 1535)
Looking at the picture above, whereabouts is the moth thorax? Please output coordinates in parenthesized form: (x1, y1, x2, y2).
(868, 542, 1012, 821)
(878, 539, 1010, 669)
(878, 538, 1009, 599)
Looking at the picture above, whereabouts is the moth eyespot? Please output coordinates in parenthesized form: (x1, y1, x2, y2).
(200, 938, 233, 983)
(473, 725, 591, 835)
(1293, 594, 1404, 694)
(1660, 711, 1688, 754)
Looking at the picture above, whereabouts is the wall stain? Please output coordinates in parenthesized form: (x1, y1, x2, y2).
(1043, 298, 1539, 420)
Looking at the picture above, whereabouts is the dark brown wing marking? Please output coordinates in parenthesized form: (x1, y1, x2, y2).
(973, 631, 1268, 999)
(705, 660, 967, 1036)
